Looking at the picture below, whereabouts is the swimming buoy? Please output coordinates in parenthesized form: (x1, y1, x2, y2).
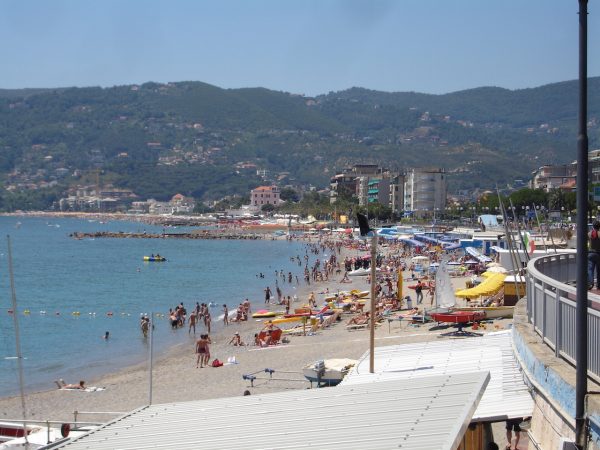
(60, 423, 71, 438)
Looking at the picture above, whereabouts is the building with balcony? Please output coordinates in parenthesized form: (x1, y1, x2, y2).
(530, 164, 577, 192)
(404, 167, 447, 218)
(330, 164, 385, 205)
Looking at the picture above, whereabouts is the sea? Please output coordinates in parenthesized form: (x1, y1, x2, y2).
(0, 216, 309, 397)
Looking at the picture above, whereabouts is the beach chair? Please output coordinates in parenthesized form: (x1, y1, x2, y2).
(258, 328, 282, 345)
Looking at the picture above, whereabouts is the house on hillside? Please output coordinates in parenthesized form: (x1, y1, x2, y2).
(250, 186, 281, 208)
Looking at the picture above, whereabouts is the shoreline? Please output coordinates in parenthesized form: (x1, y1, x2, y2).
(0, 219, 510, 432)
(0, 235, 376, 423)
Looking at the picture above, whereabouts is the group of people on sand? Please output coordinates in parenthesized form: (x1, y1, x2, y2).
(231, 299, 251, 322)
(195, 334, 211, 368)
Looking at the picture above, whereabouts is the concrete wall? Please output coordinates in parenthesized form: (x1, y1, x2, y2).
(512, 299, 577, 448)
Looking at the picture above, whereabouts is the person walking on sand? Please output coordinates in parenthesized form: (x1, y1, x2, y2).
(415, 280, 424, 304)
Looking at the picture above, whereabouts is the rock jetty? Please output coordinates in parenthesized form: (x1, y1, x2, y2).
(70, 231, 265, 240)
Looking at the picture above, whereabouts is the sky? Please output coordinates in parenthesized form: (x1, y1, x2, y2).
(0, 0, 598, 96)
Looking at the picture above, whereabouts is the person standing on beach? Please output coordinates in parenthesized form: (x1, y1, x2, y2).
(206, 312, 212, 334)
(195, 334, 209, 368)
(188, 311, 197, 334)
(223, 305, 229, 326)
(415, 280, 424, 304)
(264, 286, 272, 304)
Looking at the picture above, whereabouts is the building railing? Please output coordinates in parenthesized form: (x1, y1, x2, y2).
(526, 253, 600, 383)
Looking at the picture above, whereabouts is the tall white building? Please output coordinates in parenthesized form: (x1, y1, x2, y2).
(404, 168, 447, 218)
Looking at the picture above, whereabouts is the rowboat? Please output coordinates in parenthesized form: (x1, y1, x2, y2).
(302, 359, 357, 387)
(453, 306, 514, 319)
(430, 310, 486, 324)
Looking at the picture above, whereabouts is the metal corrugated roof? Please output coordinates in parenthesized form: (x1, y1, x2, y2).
(340, 330, 533, 422)
(51, 372, 489, 450)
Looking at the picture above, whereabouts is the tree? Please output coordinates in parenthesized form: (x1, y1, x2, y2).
(280, 187, 299, 202)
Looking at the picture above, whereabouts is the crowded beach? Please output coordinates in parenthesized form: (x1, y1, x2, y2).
(0, 229, 513, 431)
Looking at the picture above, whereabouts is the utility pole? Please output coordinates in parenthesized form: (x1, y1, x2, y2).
(575, 1, 589, 448)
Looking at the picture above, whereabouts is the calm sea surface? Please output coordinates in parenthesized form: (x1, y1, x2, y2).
(0, 216, 307, 396)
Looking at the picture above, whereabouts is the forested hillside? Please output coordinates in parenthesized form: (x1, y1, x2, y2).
(0, 77, 598, 210)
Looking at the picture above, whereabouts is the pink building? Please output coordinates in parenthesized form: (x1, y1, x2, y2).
(251, 186, 281, 207)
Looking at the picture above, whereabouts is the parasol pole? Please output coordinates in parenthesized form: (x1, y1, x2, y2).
(369, 230, 377, 373)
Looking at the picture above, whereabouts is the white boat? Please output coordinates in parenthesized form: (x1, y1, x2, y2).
(302, 358, 357, 386)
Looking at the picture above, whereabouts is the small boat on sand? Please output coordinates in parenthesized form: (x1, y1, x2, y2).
(453, 306, 514, 319)
(430, 310, 486, 324)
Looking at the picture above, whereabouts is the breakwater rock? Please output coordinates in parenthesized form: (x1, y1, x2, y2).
(70, 231, 266, 240)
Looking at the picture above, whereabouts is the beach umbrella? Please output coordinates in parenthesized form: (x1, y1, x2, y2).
(412, 256, 429, 261)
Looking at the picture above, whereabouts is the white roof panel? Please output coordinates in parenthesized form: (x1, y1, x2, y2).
(52, 372, 489, 450)
(340, 330, 533, 422)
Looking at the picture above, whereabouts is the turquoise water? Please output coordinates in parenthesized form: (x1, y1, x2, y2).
(0, 217, 307, 396)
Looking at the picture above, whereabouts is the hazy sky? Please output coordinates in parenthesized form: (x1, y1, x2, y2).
(1, 0, 598, 96)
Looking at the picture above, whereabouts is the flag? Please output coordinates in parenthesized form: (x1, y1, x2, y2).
(356, 213, 372, 236)
(523, 231, 535, 255)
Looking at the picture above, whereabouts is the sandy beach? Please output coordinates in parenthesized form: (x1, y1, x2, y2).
(0, 234, 512, 433)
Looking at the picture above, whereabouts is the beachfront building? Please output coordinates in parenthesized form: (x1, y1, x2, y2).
(529, 164, 577, 191)
(330, 164, 384, 205)
(365, 177, 392, 206)
(58, 185, 137, 212)
(389, 174, 405, 216)
(403, 167, 447, 218)
(250, 185, 281, 208)
(169, 193, 196, 214)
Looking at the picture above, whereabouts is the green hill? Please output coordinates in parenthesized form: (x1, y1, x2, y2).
(0, 78, 598, 210)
